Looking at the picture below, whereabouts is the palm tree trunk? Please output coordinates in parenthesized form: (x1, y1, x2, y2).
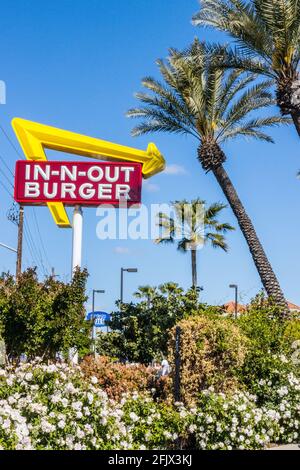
(212, 164, 287, 311)
(291, 111, 300, 137)
(276, 77, 300, 137)
(191, 249, 197, 288)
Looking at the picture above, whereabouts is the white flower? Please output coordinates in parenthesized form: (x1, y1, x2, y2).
(60, 398, 68, 408)
(72, 401, 83, 411)
(41, 419, 55, 434)
(58, 420, 66, 429)
(76, 429, 85, 439)
(87, 392, 94, 404)
(129, 412, 139, 423)
(2, 419, 11, 429)
(189, 424, 197, 433)
(24, 372, 33, 381)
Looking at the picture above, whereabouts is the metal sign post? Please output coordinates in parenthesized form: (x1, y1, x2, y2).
(174, 326, 181, 402)
(72, 205, 83, 273)
(91, 291, 105, 356)
(69, 205, 83, 364)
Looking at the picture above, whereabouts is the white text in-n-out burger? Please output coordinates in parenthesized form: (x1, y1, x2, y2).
(14, 160, 142, 206)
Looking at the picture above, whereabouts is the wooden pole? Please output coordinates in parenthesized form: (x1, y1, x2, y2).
(16, 205, 24, 278)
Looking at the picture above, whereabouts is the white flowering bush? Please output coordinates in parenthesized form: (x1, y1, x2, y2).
(187, 389, 281, 450)
(0, 361, 132, 450)
(0, 358, 299, 450)
(0, 360, 187, 450)
(120, 394, 188, 449)
(254, 356, 300, 445)
(186, 352, 300, 449)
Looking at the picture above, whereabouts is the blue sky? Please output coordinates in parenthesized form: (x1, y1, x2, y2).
(0, 0, 299, 313)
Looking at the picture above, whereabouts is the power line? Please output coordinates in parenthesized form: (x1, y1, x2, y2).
(0, 180, 13, 198)
(0, 150, 14, 178)
(0, 124, 50, 275)
(24, 218, 46, 275)
(32, 208, 51, 271)
(0, 168, 14, 189)
(0, 123, 52, 276)
(23, 228, 38, 269)
(0, 124, 23, 160)
(0, 123, 53, 278)
(25, 212, 49, 276)
(24, 224, 44, 274)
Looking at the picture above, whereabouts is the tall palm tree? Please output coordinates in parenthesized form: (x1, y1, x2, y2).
(192, 0, 300, 136)
(127, 40, 290, 308)
(156, 199, 234, 288)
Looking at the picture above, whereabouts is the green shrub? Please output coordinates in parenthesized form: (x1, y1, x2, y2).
(169, 316, 248, 404)
(0, 268, 91, 361)
(237, 300, 300, 403)
(97, 284, 199, 364)
(282, 319, 300, 348)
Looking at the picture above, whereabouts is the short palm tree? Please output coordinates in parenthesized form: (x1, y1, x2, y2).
(127, 40, 290, 308)
(134, 285, 158, 307)
(192, 0, 300, 136)
(156, 199, 234, 288)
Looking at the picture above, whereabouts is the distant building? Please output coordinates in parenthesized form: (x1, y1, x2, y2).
(287, 301, 300, 313)
(221, 300, 300, 317)
(222, 301, 247, 317)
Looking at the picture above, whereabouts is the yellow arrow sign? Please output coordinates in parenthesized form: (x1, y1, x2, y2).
(12, 118, 165, 228)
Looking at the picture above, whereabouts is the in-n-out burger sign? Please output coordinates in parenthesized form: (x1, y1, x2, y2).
(14, 161, 142, 206)
(12, 118, 165, 227)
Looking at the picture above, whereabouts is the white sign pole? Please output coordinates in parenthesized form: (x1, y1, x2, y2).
(69, 205, 83, 364)
(72, 205, 83, 272)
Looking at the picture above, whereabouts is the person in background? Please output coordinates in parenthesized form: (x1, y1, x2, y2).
(160, 358, 170, 376)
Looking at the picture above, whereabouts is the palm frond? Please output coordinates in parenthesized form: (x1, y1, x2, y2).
(219, 115, 292, 142)
(206, 232, 229, 251)
(193, 0, 273, 60)
(127, 106, 199, 139)
(205, 42, 275, 77)
(128, 38, 288, 149)
(193, 0, 300, 78)
(217, 80, 275, 139)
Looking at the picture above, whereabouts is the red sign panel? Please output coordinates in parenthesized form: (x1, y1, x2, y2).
(14, 160, 142, 206)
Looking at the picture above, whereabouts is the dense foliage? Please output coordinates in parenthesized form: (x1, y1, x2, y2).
(96, 284, 204, 363)
(237, 296, 300, 403)
(0, 268, 91, 361)
(169, 315, 248, 404)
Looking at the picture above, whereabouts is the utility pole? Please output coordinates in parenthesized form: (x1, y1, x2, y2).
(16, 205, 24, 278)
(7, 202, 24, 278)
(51, 267, 59, 279)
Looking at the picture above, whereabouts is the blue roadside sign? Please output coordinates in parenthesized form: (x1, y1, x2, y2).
(86, 311, 111, 328)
